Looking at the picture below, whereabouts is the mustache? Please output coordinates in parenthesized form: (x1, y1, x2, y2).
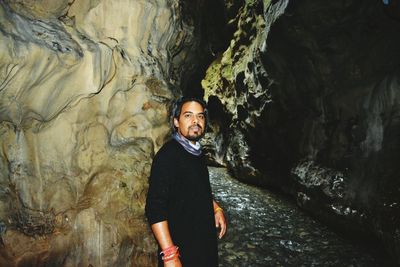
(189, 124, 202, 130)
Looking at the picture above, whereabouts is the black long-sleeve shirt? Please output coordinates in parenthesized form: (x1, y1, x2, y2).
(145, 139, 218, 267)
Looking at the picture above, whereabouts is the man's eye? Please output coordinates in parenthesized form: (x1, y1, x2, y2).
(198, 115, 205, 120)
(184, 114, 192, 119)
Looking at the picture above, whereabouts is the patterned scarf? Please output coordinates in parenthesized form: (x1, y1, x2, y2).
(173, 132, 202, 156)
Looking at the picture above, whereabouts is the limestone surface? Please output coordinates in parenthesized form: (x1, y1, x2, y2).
(0, 0, 199, 266)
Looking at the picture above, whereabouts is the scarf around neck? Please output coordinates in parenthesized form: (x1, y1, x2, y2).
(173, 132, 202, 156)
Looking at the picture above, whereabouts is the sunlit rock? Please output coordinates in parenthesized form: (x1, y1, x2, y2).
(4, 0, 70, 20)
(0, 0, 199, 265)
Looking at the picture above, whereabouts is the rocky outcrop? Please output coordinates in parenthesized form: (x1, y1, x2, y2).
(2, 0, 399, 265)
(202, 0, 400, 264)
(0, 0, 204, 266)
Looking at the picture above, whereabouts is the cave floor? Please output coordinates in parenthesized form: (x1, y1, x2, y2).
(209, 167, 391, 267)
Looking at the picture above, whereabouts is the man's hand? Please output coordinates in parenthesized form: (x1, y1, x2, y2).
(214, 209, 227, 239)
(164, 257, 182, 267)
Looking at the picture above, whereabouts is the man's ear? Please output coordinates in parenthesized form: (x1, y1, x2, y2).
(173, 118, 179, 128)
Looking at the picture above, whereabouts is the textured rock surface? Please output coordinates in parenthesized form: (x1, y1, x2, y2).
(202, 0, 400, 264)
(2, 0, 400, 265)
(0, 0, 203, 266)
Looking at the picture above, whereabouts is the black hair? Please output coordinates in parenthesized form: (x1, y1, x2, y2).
(171, 96, 209, 132)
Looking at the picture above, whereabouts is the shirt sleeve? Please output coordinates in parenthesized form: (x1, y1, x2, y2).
(145, 150, 173, 225)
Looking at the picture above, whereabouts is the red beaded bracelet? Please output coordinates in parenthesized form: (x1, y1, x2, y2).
(160, 245, 180, 262)
(160, 245, 177, 255)
(163, 250, 180, 262)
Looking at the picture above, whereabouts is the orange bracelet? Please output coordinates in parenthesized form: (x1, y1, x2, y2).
(214, 207, 223, 214)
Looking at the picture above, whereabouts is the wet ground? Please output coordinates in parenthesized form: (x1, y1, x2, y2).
(209, 167, 391, 267)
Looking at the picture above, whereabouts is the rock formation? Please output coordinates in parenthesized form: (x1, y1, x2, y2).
(0, 0, 204, 266)
(202, 0, 400, 264)
(1, 0, 400, 265)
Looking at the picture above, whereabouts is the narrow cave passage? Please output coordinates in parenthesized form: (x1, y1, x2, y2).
(210, 167, 391, 266)
(0, 0, 399, 266)
(200, 0, 400, 265)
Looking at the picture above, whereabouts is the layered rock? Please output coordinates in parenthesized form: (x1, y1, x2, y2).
(202, 0, 400, 264)
(0, 0, 202, 266)
(2, 0, 400, 264)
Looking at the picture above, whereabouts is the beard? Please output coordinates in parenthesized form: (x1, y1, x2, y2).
(185, 124, 204, 141)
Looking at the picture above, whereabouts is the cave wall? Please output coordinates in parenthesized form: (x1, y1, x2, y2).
(2, 0, 400, 265)
(0, 0, 205, 266)
(202, 0, 400, 264)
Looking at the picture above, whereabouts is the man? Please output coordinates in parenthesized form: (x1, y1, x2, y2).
(145, 97, 227, 267)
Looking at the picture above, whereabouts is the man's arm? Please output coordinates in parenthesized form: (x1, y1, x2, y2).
(151, 221, 174, 249)
(213, 200, 227, 239)
(151, 221, 182, 267)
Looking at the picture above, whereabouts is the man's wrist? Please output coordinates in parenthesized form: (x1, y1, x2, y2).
(160, 245, 180, 262)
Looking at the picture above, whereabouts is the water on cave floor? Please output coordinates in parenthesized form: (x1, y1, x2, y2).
(209, 167, 391, 267)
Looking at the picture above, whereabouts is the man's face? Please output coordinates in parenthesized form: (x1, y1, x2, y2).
(174, 101, 206, 142)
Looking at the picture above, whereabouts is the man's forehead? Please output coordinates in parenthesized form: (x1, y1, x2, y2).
(181, 101, 205, 113)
